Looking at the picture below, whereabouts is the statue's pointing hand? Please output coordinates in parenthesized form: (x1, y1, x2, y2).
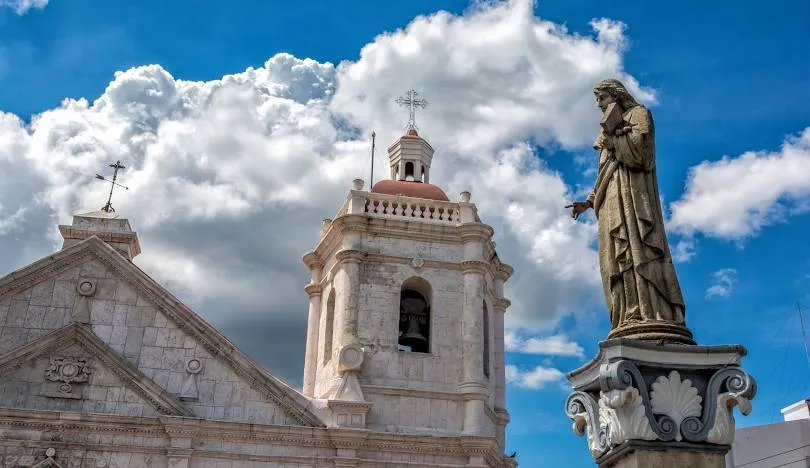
(565, 200, 592, 220)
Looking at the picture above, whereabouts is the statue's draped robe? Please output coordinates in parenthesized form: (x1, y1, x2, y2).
(588, 105, 685, 330)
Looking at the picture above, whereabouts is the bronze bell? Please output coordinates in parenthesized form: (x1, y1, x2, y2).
(400, 314, 427, 350)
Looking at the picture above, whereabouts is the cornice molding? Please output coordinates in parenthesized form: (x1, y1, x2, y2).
(334, 249, 366, 263)
(302, 252, 321, 270)
(460, 260, 489, 275)
(459, 223, 495, 242)
(362, 385, 463, 401)
(0, 408, 510, 463)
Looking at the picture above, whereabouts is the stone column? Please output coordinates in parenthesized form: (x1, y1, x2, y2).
(565, 340, 756, 467)
(493, 296, 510, 450)
(460, 260, 487, 435)
(302, 280, 322, 397)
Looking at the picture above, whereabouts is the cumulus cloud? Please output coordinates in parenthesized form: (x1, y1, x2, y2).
(705, 268, 738, 299)
(670, 127, 810, 240)
(0, 0, 648, 380)
(505, 331, 585, 357)
(505, 364, 565, 390)
(0, 0, 47, 14)
(670, 237, 696, 263)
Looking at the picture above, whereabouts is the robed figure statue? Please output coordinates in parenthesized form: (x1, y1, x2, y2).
(568, 79, 694, 344)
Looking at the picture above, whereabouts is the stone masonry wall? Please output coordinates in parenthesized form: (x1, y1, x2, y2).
(0, 254, 301, 426)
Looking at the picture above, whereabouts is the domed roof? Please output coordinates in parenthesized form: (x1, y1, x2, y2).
(370, 180, 449, 201)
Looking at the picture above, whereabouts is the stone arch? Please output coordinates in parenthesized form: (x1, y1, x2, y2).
(398, 276, 432, 353)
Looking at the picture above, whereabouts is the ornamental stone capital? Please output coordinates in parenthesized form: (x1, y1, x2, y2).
(304, 283, 322, 297)
(565, 341, 756, 465)
(334, 249, 366, 264)
(460, 260, 489, 275)
(492, 298, 511, 313)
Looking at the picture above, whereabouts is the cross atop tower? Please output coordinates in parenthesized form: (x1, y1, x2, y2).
(95, 160, 129, 213)
(394, 89, 428, 130)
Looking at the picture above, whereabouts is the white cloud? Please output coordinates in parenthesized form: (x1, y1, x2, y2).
(670, 127, 810, 240)
(505, 364, 565, 390)
(0, 0, 649, 370)
(505, 331, 585, 357)
(670, 237, 696, 263)
(705, 268, 738, 299)
(0, 0, 47, 14)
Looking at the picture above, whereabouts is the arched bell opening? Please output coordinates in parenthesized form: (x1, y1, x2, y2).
(404, 162, 415, 182)
(398, 277, 432, 353)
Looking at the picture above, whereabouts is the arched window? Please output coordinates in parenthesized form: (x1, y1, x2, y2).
(323, 290, 335, 364)
(483, 300, 490, 378)
(404, 162, 415, 181)
(399, 277, 431, 353)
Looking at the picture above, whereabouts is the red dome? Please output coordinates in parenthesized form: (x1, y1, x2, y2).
(370, 180, 449, 201)
(403, 128, 420, 138)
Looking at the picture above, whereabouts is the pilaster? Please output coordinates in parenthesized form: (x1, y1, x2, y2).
(335, 250, 364, 348)
(303, 281, 322, 396)
(460, 261, 487, 435)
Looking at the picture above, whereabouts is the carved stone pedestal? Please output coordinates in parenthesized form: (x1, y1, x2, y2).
(565, 340, 756, 467)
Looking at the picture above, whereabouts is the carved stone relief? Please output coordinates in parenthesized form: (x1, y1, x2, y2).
(43, 356, 93, 398)
(178, 357, 203, 401)
(566, 357, 756, 460)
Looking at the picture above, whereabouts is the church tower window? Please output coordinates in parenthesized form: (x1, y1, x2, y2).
(404, 162, 415, 181)
(483, 300, 490, 378)
(323, 290, 335, 364)
(398, 277, 431, 353)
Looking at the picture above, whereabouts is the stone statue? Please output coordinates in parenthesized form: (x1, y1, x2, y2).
(567, 79, 693, 344)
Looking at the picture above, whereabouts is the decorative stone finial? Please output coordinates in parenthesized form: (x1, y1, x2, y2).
(460, 191, 471, 203)
(352, 178, 364, 191)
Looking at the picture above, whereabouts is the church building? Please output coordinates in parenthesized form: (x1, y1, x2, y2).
(0, 122, 515, 467)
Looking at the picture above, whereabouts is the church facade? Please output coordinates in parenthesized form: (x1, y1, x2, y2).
(0, 128, 515, 467)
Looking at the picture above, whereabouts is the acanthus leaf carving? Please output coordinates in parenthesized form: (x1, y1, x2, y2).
(706, 392, 751, 445)
(599, 388, 657, 446)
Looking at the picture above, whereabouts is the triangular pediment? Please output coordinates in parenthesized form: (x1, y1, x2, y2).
(0, 323, 193, 417)
(31, 451, 65, 468)
(0, 236, 325, 427)
(32, 458, 64, 468)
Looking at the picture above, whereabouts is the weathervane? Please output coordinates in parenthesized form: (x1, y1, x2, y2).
(394, 89, 428, 130)
(95, 160, 129, 213)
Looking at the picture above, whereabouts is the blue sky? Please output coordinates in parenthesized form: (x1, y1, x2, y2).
(1, 0, 810, 466)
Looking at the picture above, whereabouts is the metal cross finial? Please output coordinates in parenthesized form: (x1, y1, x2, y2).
(395, 89, 428, 130)
(95, 160, 129, 213)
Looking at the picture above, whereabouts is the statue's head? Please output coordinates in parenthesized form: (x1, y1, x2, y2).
(593, 79, 639, 112)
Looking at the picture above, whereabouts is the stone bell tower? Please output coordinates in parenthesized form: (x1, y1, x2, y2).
(301, 125, 514, 460)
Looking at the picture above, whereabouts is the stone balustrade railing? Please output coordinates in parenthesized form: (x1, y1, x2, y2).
(336, 190, 479, 225)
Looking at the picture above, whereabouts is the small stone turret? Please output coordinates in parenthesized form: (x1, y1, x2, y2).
(59, 211, 141, 261)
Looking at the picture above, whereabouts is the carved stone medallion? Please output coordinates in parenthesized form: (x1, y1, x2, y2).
(45, 356, 93, 394)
